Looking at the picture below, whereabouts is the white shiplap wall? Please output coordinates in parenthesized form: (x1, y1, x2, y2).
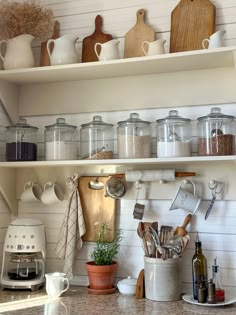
(1, 0, 236, 296)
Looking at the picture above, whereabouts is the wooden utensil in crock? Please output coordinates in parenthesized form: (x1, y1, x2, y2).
(174, 214, 192, 237)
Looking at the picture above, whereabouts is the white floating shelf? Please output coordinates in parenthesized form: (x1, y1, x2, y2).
(0, 46, 235, 84)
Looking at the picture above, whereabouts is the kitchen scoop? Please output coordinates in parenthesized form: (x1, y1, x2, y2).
(174, 214, 192, 237)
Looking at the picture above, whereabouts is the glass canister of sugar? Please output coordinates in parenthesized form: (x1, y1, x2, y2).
(117, 113, 152, 158)
(80, 115, 114, 159)
(5, 118, 38, 161)
(44, 118, 77, 160)
(197, 107, 235, 156)
(156, 110, 192, 158)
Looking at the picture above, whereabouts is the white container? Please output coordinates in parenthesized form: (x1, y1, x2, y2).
(117, 276, 137, 295)
(144, 257, 182, 301)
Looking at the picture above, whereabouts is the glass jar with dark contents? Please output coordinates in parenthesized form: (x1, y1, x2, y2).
(5, 118, 38, 161)
(197, 107, 235, 156)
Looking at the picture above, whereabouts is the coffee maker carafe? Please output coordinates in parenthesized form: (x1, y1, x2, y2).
(1, 218, 46, 291)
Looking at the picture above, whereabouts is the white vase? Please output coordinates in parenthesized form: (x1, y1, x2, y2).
(0, 34, 35, 70)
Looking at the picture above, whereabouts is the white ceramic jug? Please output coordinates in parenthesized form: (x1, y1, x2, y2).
(94, 39, 120, 61)
(202, 30, 225, 49)
(47, 35, 79, 65)
(0, 34, 35, 70)
(142, 39, 166, 56)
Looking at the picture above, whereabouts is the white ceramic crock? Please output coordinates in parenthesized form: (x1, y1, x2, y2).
(117, 276, 137, 295)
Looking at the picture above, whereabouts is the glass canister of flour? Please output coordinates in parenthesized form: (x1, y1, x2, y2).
(156, 110, 192, 158)
(5, 118, 38, 161)
(80, 115, 114, 159)
(44, 118, 77, 160)
(117, 113, 152, 158)
(197, 107, 235, 156)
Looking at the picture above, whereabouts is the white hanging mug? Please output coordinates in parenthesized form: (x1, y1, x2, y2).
(94, 39, 120, 61)
(20, 181, 43, 202)
(41, 182, 64, 205)
(142, 39, 166, 56)
(169, 180, 201, 214)
(202, 30, 225, 49)
(45, 272, 70, 298)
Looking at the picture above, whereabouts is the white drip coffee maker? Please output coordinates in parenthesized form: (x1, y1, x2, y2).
(1, 218, 46, 291)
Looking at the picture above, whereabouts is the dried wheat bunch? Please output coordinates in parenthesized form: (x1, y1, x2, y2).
(0, 0, 54, 41)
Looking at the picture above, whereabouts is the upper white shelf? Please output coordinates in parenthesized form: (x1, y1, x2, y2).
(1, 155, 236, 168)
(0, 46, 235, 85)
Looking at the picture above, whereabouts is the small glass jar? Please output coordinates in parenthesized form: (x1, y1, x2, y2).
(156, 110, 192, 158)
(117, 113, 152, 159)
(44, 118, 77, 161)
(80, 115, 114, 159)
(5, 118, 38, 161)
(197, 107, 235, 156)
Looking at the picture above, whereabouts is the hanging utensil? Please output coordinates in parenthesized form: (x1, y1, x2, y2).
(88, 177, 105, 190)
(205, 180, 223, 220)
(104, 176, 127, 199)
(133, 181, 145, 220)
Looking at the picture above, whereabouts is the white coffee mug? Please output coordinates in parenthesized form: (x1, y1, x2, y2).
(20, 181, 43, 202)
(169, 180, 201, 214)
(41, 182, 64, 205)
(45, 272, 70, 298)
(202, 30, 225, 49)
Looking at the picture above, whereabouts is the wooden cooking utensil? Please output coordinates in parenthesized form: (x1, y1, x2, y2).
(136, 269, 145, 299)
(124, 9, 155, 58)
(40, 20, 60, 66)
(170, 0, 216, 53)
(82, 15, 113, 62)
(137, 222, 149, 256)
(174, 214, 192, 237)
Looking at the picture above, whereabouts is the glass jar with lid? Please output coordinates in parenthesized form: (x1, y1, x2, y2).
(156, 110, 192, 158)
(5, 118, 38, 161)
(117, 113, 152, 159)
(44, 118, 77, 160)
(80, 115, 114, 159)
(197, 107, 235, 156)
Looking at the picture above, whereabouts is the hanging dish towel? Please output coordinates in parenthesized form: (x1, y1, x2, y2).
(56, 173, 86, 280)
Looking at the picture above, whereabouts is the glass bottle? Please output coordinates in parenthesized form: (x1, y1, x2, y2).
(212, 257, 225, 302)
(192, 234, 208, 300)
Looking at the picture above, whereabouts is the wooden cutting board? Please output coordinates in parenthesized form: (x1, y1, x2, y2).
(82, 15, 113, 62)
(40, 20, 60, 66)
(124, 9, 155, 58)
(78, 176, 116, 241)
(170, 0, 216, 53)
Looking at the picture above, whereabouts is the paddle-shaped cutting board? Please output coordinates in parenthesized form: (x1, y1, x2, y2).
(170, 0, 216, 53)
(78, 176, 116, 242)
(82, 15, 113, 62)
(124, 9, 155, 58)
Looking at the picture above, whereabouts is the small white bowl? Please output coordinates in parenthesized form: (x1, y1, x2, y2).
(117, 276, 137, 295)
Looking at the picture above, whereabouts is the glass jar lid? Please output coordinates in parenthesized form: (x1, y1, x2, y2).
(156, 110, 191, 124)
(6, 118, 38, 131)
(117, 113, 151, 126)
(197, 107, 235, 121)
(45, 118, 77, 130)
(81, 115, 113, 128)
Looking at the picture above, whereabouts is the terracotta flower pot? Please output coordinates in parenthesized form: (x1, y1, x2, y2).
(86, 261, 118, 290)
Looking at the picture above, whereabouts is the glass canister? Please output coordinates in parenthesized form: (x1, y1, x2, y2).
(44, 118, 77, 160)
(117, 113, 152, 159)
(5, 118, 38, 161)
(80, 115, 114, 159)
(197, 107, 235, 156)
(156, 110, 192, 158)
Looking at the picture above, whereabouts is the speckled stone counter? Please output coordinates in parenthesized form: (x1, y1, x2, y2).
(0, 287, 235, 315)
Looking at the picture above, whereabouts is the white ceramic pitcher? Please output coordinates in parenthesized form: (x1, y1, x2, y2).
(202, 30, 225, 49)
(94, 39, 120, 61)
(0, 34, 35, 70)
(142, 39, 166, 56)
(47, 34, 79, 65)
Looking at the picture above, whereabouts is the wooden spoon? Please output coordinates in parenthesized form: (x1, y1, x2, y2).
(174, 214, 192, 237)
(137, 222, 149, 256)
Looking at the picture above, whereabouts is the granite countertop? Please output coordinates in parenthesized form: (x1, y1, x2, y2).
(0, 286, 235, 315)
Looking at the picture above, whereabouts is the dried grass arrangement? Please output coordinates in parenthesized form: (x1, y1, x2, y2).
(0, 0, 54, 41)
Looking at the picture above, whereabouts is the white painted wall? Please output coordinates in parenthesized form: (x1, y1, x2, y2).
(1, 0, 236, 297)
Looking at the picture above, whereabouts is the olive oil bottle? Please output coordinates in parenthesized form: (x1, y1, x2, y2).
(192, 233, 208, 300)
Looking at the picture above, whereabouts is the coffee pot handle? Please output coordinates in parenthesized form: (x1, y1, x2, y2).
(47, 39, 55, 58)
(94, 43, 102, 59)
(0, 40, 7, 62)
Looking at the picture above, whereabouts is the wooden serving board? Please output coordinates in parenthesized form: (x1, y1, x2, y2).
(82, 15, 113, 62)
(170, 0, 216, 53)
(124, 9, 155, 58)
(78, 176, 116, 242)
